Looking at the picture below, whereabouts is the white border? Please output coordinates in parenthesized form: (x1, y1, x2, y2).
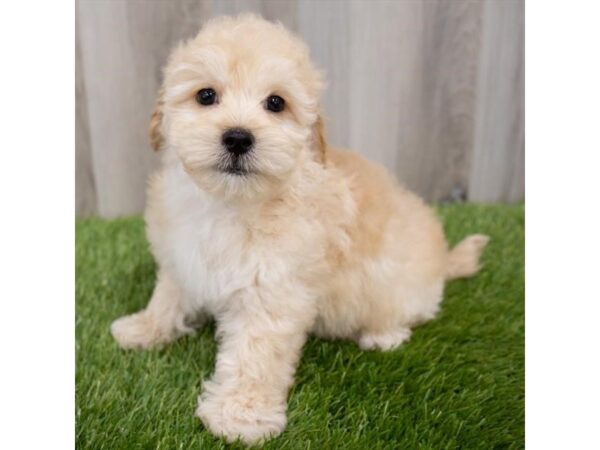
(0, 1, 74, 449)
(527, 0, 600, 448)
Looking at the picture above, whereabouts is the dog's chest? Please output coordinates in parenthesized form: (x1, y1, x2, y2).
(157, 165, 327, 309)
(167, 199, 258, 307)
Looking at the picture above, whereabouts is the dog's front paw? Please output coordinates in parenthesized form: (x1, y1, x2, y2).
(196, 391, 287, 444)
(110, 312, 171, 350)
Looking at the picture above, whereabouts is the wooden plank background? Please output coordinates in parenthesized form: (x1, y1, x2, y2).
(76, 0, 524, 217)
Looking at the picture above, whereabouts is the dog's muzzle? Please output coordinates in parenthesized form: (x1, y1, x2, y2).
(218, 128, 256, 176)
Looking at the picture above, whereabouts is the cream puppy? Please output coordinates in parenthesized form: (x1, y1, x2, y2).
(111, 14, 489, 444)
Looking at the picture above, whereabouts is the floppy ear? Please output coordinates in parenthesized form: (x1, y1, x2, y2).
(312, 113, 327, 165)
(149, 87, 165, 151)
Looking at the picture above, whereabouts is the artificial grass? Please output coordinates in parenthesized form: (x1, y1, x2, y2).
(76, 203, 524, 449)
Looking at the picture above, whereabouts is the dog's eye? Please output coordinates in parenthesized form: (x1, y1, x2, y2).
(196, 88, 217, 106)
(265, 95, 285, 113)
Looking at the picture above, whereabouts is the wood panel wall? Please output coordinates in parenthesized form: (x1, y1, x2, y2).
(76, 0, 524, 217)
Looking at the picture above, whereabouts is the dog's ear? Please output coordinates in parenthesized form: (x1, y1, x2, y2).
(149, 87, 165, 151)
(312, 114, 327, 165)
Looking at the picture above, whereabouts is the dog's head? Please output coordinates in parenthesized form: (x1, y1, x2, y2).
(151, 14, 326, 201)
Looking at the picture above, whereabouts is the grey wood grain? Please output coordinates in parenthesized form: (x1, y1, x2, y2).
(298, 0, 352, 149)
(75, 15, 96, 217)
(77, 1, 157, 217)
(469, 0, 525, 202)
(346, 0, 417, 172)
(298, 0, 480, 203)
(75, 0, 525, 216)
(409, 0, 483, 202)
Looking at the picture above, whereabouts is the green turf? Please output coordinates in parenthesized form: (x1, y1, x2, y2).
(76, 203, 524, 449)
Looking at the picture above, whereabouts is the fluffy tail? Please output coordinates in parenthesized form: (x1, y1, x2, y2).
(445, 234, 490, 280)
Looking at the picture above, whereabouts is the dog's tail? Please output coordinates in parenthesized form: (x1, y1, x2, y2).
(445, 234, 490, 281)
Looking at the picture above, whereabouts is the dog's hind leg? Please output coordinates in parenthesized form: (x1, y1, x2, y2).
(357, 327, 412, 351)
(111, 271, 198, 349)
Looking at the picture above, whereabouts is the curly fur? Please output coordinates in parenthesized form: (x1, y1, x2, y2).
(111, 14, 489, 444)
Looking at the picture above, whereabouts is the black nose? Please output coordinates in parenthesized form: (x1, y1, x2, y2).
(222, 128, 254, 155)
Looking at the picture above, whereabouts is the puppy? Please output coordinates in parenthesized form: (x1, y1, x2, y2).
(111, 14, 489, 444)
